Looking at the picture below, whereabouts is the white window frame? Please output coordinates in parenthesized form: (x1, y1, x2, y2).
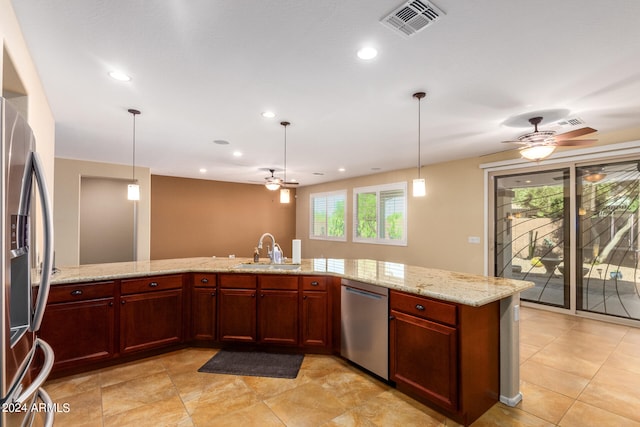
(309, 190, 347, 241)
(352, 182, 407, 246)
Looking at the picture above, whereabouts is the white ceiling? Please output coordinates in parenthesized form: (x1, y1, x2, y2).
(11, 0, 640, 187)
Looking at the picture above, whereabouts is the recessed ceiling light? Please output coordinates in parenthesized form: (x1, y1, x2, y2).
(213, 140, 230, 145)
(338, 168, 346, 172)
(108, 70, 131, 81)
(357, 47, 378, 60)
(233, 151, 242, 157)
(261, 111, 276, 118)
(199, 168, 207, 173)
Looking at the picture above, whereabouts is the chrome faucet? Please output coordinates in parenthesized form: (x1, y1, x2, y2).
(257, 232, 277, 263)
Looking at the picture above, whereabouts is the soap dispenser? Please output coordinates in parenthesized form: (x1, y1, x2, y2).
(253, 247, 260, 263)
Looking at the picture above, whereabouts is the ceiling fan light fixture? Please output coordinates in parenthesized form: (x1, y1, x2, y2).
(265, 180, 280, 191)
(519, 144, 556, 161)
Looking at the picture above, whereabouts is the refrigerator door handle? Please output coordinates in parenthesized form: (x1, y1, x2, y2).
(30, 151, 54, 331)
(14, 338, 54, 405)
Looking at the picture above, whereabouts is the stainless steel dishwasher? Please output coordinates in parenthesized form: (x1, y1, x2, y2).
(340, 278, 389, 380)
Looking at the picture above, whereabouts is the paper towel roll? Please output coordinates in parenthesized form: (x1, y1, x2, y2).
(292, 239, 301, 264)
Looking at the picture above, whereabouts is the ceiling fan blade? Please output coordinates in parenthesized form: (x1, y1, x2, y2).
(501, 140, 529, 145)
(555, 138, 598, 146)
(554, 127, 597, 141)
(283, 181, 299, 186)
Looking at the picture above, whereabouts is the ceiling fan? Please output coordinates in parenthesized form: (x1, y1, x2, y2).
(264, 168, 298, 190)
(503, 116, 598, 161)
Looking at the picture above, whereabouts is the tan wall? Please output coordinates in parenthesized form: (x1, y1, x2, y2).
(295, 159, 488, 274)
(150, 175, 296, 260)
(54, 158, 151, 266)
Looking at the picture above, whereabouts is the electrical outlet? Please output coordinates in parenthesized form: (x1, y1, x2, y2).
(468, 236, 481, 244)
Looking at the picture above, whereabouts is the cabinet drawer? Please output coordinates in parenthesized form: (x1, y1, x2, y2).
(301, 276, 327, 291)
(390, 290, 457, 327)
(121, 275, 183, 295)
(48, 281, 115, 303)
(219, 274, 257, 289)
(259, 275, 299, 290)
(194, 273, 216, 288)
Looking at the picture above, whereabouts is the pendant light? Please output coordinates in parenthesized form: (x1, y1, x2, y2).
(127, 108, 141, 200)
(280, 121, 291, 204)
(412, 92, 426, 197)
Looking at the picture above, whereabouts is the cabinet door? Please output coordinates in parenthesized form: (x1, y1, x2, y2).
(301, 291, 328, 348)
(390, 310, 458, 412)
(120, 289, 183, 354)
(40, 298, 115, 371)
(191, 287, 216, 341)
(258, 290, 299, 346)
(218, 289, 257, 342)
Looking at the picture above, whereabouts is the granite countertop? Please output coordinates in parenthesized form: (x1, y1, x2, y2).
(48, 257, 533, 307)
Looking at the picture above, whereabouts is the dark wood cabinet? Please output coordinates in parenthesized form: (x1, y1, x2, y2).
(301, 276, 329, 348)
(389, 290, 499, 426)
(390, 309, 458, 411)
(119, 275, 184, 354)
(218, 274, 257, 342)
(258, 275, 299, 346)
(191, 274, 217, 341)
(39, 281, 116, 372)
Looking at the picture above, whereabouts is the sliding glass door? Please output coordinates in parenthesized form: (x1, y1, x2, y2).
(492, 159, 640, 322)
(577, 161, 640, 320)
(494, 169, 570, 308)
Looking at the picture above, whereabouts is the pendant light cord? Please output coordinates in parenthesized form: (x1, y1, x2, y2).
(413, 92, 426, 179)
(128, 109, 141, 182)
(281, 121, 290, 184)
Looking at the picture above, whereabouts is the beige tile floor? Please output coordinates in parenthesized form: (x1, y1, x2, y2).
(43, 306, 640, 426)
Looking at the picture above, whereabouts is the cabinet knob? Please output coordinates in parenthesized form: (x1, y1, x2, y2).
(149, 282, 159, 287)
(310, 281, 319, 286)
(303, 295, 307, 300)
(109, 301, 114, 307)
(251, 293, 255, 298)
(201, 278, 209, 284)
(415, 304, 425, 311)
(70, 289, 83, 296)
(121, 300, 126, 305)
(389, 315, 395, 320)
(211, 292, 216, 297)
(260, 294, 265, 298)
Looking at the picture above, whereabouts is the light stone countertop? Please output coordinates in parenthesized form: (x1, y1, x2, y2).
(48, 257, 533, 307)
(51, 257, 533, 307)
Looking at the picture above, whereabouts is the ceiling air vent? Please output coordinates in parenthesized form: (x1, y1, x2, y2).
(380, 0, 445, 38)
(554, 117, 586, 128)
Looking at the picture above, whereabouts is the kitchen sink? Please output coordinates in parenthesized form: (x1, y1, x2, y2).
(233, 263, 301, 271)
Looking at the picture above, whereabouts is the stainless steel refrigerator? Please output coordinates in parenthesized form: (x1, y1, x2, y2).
(1, 97, 55, 426)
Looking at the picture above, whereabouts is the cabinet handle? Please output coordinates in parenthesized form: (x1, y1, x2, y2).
(121, 300, 126, 304)
(389, 315, 395, 320)
(109, 302, 114, 307)
(303, 295, 307, 300)
(211, 292, 216, 297)
(260, 294, 265, 298)
(415, 304, 425, 311)
(149, 282, 159, 287)
(310, 281, 319, 286)
(201, 278, 209, 284)
(70, 289, 83, 296)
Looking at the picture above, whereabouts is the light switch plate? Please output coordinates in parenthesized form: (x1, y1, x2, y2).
(468, 236, 481, 244)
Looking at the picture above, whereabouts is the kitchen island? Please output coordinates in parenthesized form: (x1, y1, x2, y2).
(46, 257, 532, 425)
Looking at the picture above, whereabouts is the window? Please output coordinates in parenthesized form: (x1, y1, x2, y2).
(310, 190, 346, 241)
(353, 182, 407, 245)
